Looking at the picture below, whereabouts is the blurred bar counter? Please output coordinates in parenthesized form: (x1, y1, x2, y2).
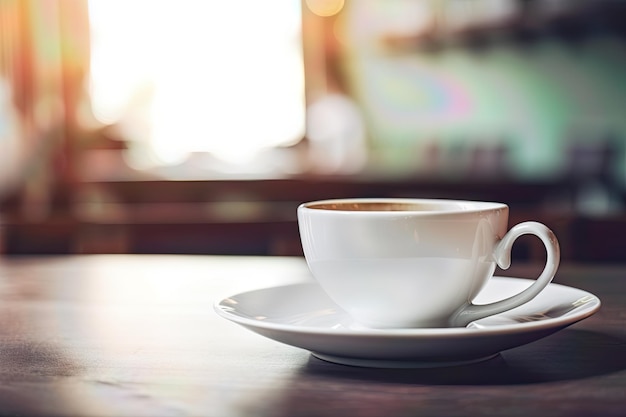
(1, 175, 623, 264)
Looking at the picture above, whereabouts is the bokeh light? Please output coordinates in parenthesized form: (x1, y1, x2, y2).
(305, 0, 345, 17)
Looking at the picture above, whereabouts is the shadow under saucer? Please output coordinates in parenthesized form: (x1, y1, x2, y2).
(301, 329, 626, 385)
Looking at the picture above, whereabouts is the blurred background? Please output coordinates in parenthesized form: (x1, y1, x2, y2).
(0, 0, 624, 263)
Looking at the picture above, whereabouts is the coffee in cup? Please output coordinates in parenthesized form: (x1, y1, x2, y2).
(297, 198, 560, 328)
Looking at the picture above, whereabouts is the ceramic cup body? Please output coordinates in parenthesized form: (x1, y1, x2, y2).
(297, 198, 560, 328)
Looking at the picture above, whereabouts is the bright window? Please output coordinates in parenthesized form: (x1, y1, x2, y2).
(87, 0, 305, 168)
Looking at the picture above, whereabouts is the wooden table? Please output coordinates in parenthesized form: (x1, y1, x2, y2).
(0, 255, 623, 416)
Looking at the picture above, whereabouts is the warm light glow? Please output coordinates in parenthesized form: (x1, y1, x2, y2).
(306, 0, 345, 17)
(88, 0, 305, 167)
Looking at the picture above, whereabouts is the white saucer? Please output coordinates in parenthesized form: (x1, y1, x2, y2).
(214, 277, 600, 368)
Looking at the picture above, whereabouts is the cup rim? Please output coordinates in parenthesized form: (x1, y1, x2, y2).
(298, 198, 508, 215)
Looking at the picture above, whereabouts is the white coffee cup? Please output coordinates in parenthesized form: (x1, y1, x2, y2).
(297, 198, 560, 328)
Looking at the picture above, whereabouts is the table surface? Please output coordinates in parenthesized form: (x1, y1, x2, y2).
(0, 255, 624, 417)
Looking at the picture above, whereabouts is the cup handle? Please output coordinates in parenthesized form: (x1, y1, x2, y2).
(450, 221, 560, 327)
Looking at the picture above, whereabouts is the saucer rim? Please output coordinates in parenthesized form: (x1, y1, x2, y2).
(214, 277, 601, 337)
